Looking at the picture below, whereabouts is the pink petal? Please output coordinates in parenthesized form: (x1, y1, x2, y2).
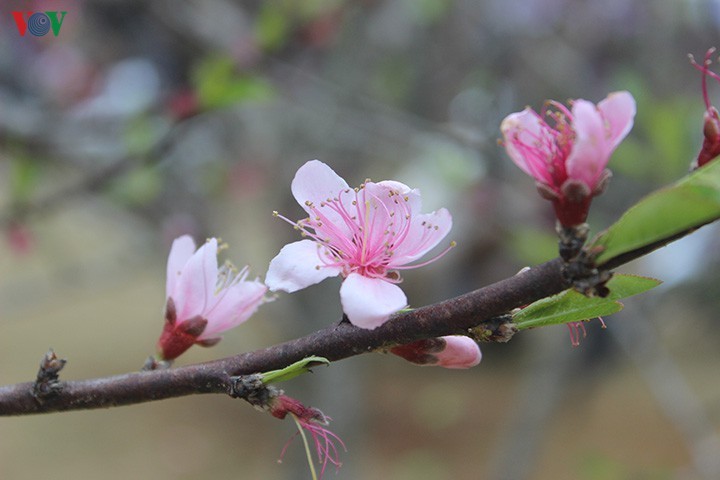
(435, 336, 482, 369)
(597, 91, 636, 150)
(265, 240, 342, 293)
(501, 108, 554, 184)
(200, 279, 267, 338)
(390, 208, 452, 265)
(566, 99, 609, 188)
(166, 235, 196, 299)
(173, 238, 219, 320)
(340, 273, 407, 329)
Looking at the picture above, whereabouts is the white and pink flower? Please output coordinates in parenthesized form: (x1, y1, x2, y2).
(501, 91, 636, 226)
(266, 160, 454, 329)
(157, 235, 267, 360)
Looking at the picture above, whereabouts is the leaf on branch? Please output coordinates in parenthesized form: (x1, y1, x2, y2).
(513, 274, 661, 330)
(260, 356, 330, 384)
(589, 159, 720, 266)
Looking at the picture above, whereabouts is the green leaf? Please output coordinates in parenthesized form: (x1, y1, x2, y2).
(590, 159, 720, 265)
(260, 356, 330, 384)
(513, 274, 661, 330)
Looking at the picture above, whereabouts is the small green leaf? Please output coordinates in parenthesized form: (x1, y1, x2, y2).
(590, 159, 720, 265)
(260, 356, 330, 384)
(513, 274, 661, 330)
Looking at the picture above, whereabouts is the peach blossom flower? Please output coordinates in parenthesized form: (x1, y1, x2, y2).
(266, 160, 454, 329)
(501, 91, 636, 226)
(157, 236, 267, 360)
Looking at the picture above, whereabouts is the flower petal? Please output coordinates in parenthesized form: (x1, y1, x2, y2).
(340, 273, 407, 329)
(435, 336, 482, 369)
(501, 108, 554, 185)
(265, 240, 342, 293)
(291, 160, 350, 213)
(166, 235, 196, 299)
(371, 180, 422, 214)
(173, 238, 218, 320)
(597, 91, 636, 150)
(390, 208, 452, 265)
(566, 99, 609, 188)
(201, 279, 268, 338)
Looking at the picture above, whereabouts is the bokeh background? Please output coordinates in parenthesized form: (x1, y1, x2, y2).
(1, 1, 720, 479)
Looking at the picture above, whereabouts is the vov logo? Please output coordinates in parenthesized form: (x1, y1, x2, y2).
(12, 11, 67, 37)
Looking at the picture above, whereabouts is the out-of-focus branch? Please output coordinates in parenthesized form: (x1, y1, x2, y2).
(0, 120, 184, 229)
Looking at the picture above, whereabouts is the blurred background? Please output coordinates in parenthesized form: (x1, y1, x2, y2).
(1, 0, 720, 479)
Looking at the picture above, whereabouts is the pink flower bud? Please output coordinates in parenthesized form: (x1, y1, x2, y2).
(390, 335, 482, 369)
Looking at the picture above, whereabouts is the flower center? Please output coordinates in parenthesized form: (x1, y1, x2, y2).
(276, 183, 415, 280)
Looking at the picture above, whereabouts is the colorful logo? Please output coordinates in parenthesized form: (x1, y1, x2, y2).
(12, 11, 67, 37)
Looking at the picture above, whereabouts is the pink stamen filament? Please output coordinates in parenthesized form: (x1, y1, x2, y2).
(690, 48, 720, 111)
(509, 106, 574, 188)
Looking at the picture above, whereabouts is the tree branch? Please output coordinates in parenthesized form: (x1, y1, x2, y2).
(0, 218, 709, 417)
(0, 257, 567, 416)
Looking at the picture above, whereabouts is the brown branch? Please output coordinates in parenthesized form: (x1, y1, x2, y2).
(0, 218, 709, 417)
(0, 257, 567, 416)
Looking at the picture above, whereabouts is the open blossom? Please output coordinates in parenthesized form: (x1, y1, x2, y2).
(390, 336, 482, 369)
(501, 91, 636, 226)
(157, 235, 267, 360)
(266, 160, 454, 329)
(689, 48, 720, 168)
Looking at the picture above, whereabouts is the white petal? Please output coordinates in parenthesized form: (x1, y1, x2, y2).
(201, 279, 268, 338)
(291, 160, 350, 212)
(166, 235, 196, 299)
(265, 240, 342, 293)
(340, 273, 407, 329)
(371, 180, 422, 214)
(173, 238, 218, 320)
(391, 208, 453, 265)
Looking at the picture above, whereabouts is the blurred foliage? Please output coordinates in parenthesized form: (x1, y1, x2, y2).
(193, 56, 276, 109)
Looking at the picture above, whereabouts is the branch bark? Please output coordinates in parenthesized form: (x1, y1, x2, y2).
(0, 219, 708, 417)
(0, 257, 567, 416)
